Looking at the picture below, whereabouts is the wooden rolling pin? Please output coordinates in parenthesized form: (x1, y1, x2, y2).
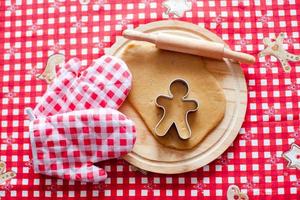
(123, 30, 255, 64)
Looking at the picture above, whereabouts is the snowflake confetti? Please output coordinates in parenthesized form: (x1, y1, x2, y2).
(261, 59, 276, 71)
(50, 1, 62, 10)
(193, 181, 206, 193)
(267, 154, 280, 165)
(24, 160, 34, 169)
(7, 4, 18, 13)
(3, 136, 16, 146)
(6, 47, 18, 57)
(141, 0, 153, 5)
(4, 91, 17, 100)
(94, 41, 106, 49)
(50, 42, 63, 53)
(238, 38, 250, 49)
(264, 106, 278, 116)
(217, 156, 229, 165)
(72, 20, 85, 30)
(290, 128, 300, 140)
(292, 179, 300, 188)
(1, 183, 13, 191)
(257, 14, 270, 26)
(212, 15, 225, 26)
(28, 23, 41, 34)
(284, 36, 297, 48)
(242, 180, 256, 191)
(241, 131, 255, 141)
(287, 82, 300, 93)
(93, 183, 108, 190)
(27, 66, 40, 76)
(94, 0, 107, 6)
(117, 18, 131, 26)
(143, 181, 157, 190)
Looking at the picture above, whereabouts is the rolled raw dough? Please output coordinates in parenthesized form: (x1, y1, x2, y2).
(120, 41, 226, 150)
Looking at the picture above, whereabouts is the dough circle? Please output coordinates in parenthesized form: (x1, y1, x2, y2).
(121, 41, 226, 150)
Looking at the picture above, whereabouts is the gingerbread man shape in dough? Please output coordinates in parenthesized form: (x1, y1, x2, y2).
(155, 79, 199, 140)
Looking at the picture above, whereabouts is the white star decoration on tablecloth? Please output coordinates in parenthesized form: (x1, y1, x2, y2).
(162, 0, 192, 18)
(283, 143, 300, 170)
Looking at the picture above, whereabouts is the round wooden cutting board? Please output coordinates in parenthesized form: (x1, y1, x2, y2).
(106, 20, 247, 174)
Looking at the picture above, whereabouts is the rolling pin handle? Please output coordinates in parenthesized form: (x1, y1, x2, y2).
(122, 30, 157, 44)
(223, 48, 256, 65)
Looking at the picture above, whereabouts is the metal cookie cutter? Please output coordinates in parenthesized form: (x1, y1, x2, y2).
(154, 78, 199, 140)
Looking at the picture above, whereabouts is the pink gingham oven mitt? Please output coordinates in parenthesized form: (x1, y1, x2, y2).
(26, 55, 136, 183)
(34, 55, 132, 116)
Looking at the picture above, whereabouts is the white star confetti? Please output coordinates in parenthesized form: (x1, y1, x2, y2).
(283, 143, 300, 170)
(162, 0, 192, 18)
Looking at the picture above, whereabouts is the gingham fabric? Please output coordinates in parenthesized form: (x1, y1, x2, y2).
(1, 0, 300, 199)
(33, 55, 132, 117)
(29, 108, 136, 183)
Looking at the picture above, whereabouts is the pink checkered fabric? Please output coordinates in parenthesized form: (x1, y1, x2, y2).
(29, 108, 136, 183)
(33, 55, 132, 117)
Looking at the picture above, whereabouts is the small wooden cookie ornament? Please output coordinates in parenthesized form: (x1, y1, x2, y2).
(227, 185, 249, 200)
(0, 161, 16, 185)
(155, 79, 199, 140)
(259, 32, 300, 72)
(79, 0, 90, 4)
(162, 0, 192, 18)
(282, 143, 300, 170)
(37, 53, 65, 84)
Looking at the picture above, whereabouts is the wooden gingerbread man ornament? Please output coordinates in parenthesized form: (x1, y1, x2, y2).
(227, 185, 249, 200)
(0, 161, 16, 185)
(260, 32, 300, 72)
(38, 53, 65, 84)
(155, 79, 199, 140)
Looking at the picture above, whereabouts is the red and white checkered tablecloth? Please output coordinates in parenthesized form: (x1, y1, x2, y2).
(1, 0, 300, 199)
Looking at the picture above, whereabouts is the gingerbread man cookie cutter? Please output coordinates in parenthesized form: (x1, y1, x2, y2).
(259, 32, 300, 72)
(37, 53, 65, 84)
(154, 78, 199, 140)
